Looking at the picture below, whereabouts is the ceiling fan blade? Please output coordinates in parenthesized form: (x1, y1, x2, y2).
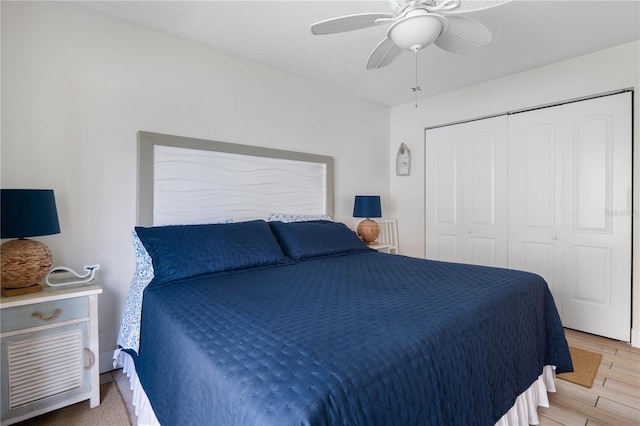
(434, 15, 492, 54)
(310, 12, 395, 35)
(436, 0, 511, 14)
(367, 38, 402, 69)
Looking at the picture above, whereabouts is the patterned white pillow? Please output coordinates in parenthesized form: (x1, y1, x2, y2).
(117, 231, 154, 353)
(267, 213, 333, 223)
(117, 219, 234, 353)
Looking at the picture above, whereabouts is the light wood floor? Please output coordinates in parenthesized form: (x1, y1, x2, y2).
(539, 328, 640, 426)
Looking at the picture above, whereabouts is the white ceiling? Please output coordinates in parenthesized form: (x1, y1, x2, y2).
(77, 0, 640, 106)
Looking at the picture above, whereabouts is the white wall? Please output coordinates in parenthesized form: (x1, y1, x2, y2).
(390, 41, 640, 345)
(1, 1, 390, 372)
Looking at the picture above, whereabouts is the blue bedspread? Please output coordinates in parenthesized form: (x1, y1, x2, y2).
(133, 252, 572, 425)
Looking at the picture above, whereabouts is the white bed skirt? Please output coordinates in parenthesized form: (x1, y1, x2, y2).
(496, 365, 556, 425)
(114, 349, 556, 426)
(114, 349, 161, 426)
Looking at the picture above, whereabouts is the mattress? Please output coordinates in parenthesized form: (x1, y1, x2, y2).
(127, 251, 572, 425)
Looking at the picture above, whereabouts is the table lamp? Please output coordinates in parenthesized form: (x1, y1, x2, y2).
(1, 189, 60, 296)
(353, 195, 382, 244)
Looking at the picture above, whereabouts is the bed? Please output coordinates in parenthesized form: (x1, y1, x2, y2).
(114, 132, 572, 426)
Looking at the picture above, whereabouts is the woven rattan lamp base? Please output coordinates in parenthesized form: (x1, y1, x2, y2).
(1, 239, 52, 290)
(357, 218, 380, 244)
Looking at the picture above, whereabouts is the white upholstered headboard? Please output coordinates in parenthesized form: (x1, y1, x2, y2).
(137, 131, 334, 226)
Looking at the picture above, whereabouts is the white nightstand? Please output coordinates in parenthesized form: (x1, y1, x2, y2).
(368, 242, 392, 253)
(0, 283, 102, 425)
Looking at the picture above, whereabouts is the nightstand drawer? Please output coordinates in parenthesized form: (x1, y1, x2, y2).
(1, 297, 88, 333)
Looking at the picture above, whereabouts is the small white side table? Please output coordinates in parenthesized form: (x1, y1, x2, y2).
(368, 242, 392, 253)
(0, 283, 102, 425)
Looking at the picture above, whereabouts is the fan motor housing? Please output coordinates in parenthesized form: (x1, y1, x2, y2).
(388, 11, 445, 51)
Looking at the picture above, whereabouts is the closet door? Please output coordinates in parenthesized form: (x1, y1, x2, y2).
(560, 93, 632, 341)
(507, 108, 563, 312)
(425, 116, 508, 267)
(508, 93, 632, 341)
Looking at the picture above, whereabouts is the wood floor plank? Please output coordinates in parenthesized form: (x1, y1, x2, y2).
(548, 393, 637, 425)
(598, 366, 640, 388)
(593, 375, 605, 387)
(564, 329, 636, 353)
(602, 352, 640, 371)
(538, 413, 570, 426)
(554, 379, 598, 406)
(595, 396, 640, 423)
(598, 359, 613, 369)
(564, 336, 618, 356)
(617, 347, 640, 362)
(609, 360, 640, 378)
(564, 333, 634, 353)
(602, 377, 640, 399)
(543, 329, 640, 426)
(539, 398, 589, 425)
(594, 382, 640, 410)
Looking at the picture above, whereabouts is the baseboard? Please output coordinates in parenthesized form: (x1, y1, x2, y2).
(631, 328, 640, 348)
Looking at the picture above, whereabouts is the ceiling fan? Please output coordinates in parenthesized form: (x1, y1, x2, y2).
(310, 0, 511, 69)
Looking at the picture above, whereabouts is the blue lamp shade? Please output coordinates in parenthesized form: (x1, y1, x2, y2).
(353, 195, 382, 218)
(1, 189, 60, 292)
(1, 189, 60, 239)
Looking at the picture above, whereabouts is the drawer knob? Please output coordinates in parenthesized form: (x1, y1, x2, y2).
(32, 309, 62, 321)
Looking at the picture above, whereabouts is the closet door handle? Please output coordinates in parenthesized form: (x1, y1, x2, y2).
(552, 235, 557, 240)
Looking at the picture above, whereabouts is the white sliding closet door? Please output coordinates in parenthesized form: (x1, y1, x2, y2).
(425, 92, 632, 341)
(508, 93, 632, 341)
(425, 116, 508, 267)
(507, 107, 563, 312)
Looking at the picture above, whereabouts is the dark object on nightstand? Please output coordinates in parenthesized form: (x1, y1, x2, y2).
(0, 189, 61, 296)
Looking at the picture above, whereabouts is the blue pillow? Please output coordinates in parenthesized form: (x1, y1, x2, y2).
(269, 220, 370, 260)
(135, 220, 290, 286)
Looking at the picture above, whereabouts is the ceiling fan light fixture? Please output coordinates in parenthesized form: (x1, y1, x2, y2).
(387, 12, 443, 51)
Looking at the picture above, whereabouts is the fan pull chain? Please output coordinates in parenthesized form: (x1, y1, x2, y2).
(411, 47, 421, 108)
